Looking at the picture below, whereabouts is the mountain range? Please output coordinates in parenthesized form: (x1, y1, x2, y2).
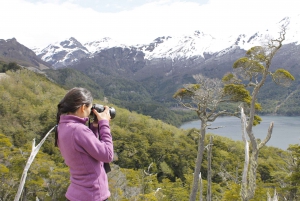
(1, 15, 300, 124)
(32, 15, 300, 69)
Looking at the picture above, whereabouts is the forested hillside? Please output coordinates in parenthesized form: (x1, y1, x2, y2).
(52, 41, 300, 118)
(44, 67, 198, 127)
(0, 69, 299, 200)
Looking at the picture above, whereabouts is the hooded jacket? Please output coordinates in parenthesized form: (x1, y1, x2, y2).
(58, 115, 113, 201)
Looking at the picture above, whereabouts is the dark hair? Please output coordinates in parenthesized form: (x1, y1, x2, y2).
(55, 87, 93, 146)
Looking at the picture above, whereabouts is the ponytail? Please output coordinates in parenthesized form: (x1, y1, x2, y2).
(54, 104, 62, 147)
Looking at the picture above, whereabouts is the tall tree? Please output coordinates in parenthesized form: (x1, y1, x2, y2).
(173, 74, 249, 201)
(223, 22, 294, 201)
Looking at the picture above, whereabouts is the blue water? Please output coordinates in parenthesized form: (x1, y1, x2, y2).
(180, 116, 300, 150)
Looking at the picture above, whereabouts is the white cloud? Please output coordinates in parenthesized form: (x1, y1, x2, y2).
(0, 0, 299, 48)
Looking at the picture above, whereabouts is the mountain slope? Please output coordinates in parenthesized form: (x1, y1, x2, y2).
(0, 38, 52, 72)
(44, 68, 105, 99)
(35, 37, 90, 69)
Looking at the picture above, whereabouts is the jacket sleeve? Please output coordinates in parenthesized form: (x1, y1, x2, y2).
(89, 122, 99, 138)
(74, 120, 114, 163)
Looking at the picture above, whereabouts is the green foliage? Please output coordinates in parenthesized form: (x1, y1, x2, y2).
(0, 69, 298, 200)
(173, 84, 201, 99)
(245, 46, 267, 62)
(45, 68, 105, 99)
(223, 83, 262, 124)
(121, 102, 196, 127)
(222, 72, 240, 84)
(0, 62, 22, 72)
(233, 57, 265, 74)
(45, 67, 193, 127)
(0, 133, 12, 147)
(284, 144, 300, 200)
(272, 68, 295, 86)
(273, 69, 295, 81)
(223, 84, 251, 103)
(223, 182, 241, 200)
(0, 69, 65, 147)
(253, 115, 262, 126)
(111, 108, 196, 179)
(173, 88, 195, 99)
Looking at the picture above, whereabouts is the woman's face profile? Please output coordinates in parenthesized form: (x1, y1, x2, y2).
(74, 104, 92, 118)
(83, 104, 92, 118)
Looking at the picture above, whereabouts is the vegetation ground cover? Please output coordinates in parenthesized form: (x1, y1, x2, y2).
(0, 69, 299, 200)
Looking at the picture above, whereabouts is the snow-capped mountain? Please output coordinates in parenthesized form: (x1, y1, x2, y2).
(35, 37, 90, 68)
(34, 37, 131, 68)
(138, 15, 299, 60)
(84, 37, 128, 54)
(32, 15, 299, 69)
(140, 32, 222, 60)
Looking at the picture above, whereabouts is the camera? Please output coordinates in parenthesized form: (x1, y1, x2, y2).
(91, 104, 116, 119)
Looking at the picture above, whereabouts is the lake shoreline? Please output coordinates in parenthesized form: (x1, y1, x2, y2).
(180, 113, 300, 124)
(180, 115, 300, 150)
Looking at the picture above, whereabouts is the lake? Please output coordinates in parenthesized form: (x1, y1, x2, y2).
(180, 116, 300, 150)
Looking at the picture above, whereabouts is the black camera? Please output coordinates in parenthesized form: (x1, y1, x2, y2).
(91, 104, 116, 119)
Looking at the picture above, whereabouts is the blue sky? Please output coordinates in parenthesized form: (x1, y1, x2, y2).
(0, 0, 299, 48)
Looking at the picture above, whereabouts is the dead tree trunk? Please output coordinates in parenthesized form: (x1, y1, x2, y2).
(14, 126, 57, 201)
(207, 136, 213, 201)
(267, 189, 278, 201)
(199, 173, 203, 201)
(190, 121, 207, 201)
(240, 107, 273, 201)
(240, 107, 250, 200)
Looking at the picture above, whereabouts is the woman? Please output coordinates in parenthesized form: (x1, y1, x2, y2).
(55, 87, 113, 201)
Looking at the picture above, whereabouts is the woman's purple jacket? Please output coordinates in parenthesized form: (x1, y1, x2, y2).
(57, 115, 113, 201)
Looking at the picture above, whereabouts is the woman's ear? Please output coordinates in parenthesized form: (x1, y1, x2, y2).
(79, 104, 85, 113)
(82, 104, 87, 111)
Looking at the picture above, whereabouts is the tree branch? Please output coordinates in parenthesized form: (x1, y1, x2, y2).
(258, 122, 273, 149)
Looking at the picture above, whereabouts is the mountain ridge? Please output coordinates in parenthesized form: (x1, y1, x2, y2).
(0, 38, 52, 72)
(1, 15, 300, 123)
(32, 15, 300, 69)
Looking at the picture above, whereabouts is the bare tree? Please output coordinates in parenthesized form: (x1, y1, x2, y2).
(224, 22, 294, 201)
(174, 74, 243, 201)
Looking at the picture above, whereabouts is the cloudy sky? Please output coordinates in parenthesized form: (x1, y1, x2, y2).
(0, 0, 299, 48)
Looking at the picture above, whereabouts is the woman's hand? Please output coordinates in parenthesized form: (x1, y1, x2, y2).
(92, 106, 111, 122)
